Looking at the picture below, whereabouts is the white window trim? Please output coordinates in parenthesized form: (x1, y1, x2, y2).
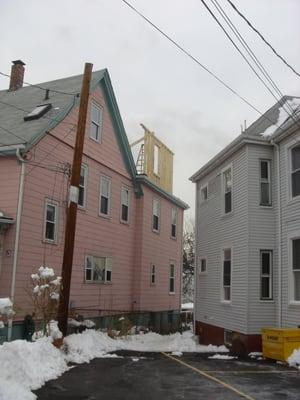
(150, 263, 156, 286)
(120, 186, 130, 224)
(285, 138, 300, 203)
(288, 230, 300, 305)
(260, 250, 273, 300)
(78, 164, 88, 209)
(199, 257, 207, 275)
(221, 247, 232, 303)
(259, 159, 272, 207)
(221, 163, 233, 216)
(200, 183, 208, 204)
(90, 103, 103, 143)
(169, 263, 175, 294)
(43, 199, 59, 244)
(85, 255, 112, 283)
(99, 175, 111, 218)
(171, 208, 177, 239)
(152, 198, 160, 233)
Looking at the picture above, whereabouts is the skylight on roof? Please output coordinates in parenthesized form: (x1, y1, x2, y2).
(24, 104, 52, 121)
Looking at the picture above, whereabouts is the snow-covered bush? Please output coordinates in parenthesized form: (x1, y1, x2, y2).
(29, 266, 61, 335)
(0, 297, 14, 328)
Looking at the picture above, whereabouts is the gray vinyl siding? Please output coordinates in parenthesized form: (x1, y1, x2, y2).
(195, 147, 249, 334)
(278, 129, 300, 327)
(247, 144, 277, 334)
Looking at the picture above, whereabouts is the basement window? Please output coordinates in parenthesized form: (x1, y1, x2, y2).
(24, 104, 52, 121)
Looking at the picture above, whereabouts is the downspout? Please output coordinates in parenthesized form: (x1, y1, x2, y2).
(7, 148, 26, 341)
(271, 140, 282, 328)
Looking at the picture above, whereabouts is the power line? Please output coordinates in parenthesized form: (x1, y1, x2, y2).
(225, 0, 300, 78)
(120, 0, 291, 131)
(202, 0, 300, 127)
(0, 71, 79, 96)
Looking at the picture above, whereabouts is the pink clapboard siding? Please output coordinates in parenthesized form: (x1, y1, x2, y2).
(1, 83, 184, 319)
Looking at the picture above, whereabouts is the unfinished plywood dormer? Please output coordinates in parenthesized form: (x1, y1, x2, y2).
(131, 124, 174, 194)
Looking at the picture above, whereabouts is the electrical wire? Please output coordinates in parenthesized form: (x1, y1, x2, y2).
(225, 0, 300, 78)
(120, 0, 293, 131)
(0, 71, 79, 96)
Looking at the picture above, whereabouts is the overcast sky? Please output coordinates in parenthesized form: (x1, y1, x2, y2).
(1, 0, 300, 218)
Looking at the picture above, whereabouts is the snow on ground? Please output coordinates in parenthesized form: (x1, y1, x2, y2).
(181, 302, 194, 310)
(0, 329, 228, 400)
(208, 354, 238, 360)
(288, 348, 300, 370)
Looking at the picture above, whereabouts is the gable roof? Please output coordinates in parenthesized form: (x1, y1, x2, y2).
(0, 68, 188, 209)
(190, 95, 300, 182)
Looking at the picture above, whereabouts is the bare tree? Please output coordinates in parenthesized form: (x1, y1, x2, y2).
(182, 218, 195, 303)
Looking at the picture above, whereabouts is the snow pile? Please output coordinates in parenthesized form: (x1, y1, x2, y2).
(0, 337, 68, 400)
(0, 298, 13, 314)
(208, 354, 237, 360)
(260, 98, 300, 138)
(68, 318, 95, 328)
(181, 302, 194, 310)
(288, 348, 300, 369)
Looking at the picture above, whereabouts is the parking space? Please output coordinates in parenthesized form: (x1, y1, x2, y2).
(35, 351, 300, 400)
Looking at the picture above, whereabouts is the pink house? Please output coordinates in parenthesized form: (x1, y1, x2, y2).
(0, 61, 188, 340)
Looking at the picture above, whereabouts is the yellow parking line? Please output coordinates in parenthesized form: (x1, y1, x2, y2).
(210, 370, 298, 374)
(161, 352, 256, 400)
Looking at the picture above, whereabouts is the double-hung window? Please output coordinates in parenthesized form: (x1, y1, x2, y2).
(90, 103, 102, 142)
(222, 249, 231, 301)
(44, 200, 58, 243)
(200, 184, 208, 203)
(291, 145, 300, 198)
(222, 167, 232, 214)
(150, 264, 156, 285)
(200, 258, 207, 273)
(78, 165, 87, 208)
(152, 199, 160, 232)
(171, 208, 177, 238)
(85, 255, 112, 283)
(260, 160, 271, 206)
(120, 187, 129, 223)
(100, 176, 111, 216)
(169, 264, 175, 293)
(260, 250, 273, 300)
(292, 238, 300, 301)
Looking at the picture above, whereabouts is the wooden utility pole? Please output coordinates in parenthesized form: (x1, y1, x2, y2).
(57, 63, 93, 335)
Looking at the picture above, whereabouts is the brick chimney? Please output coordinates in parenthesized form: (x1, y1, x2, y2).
(9, 60, 25, 91)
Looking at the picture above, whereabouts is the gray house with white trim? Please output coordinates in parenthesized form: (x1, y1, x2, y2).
(190, 96, 300, 354)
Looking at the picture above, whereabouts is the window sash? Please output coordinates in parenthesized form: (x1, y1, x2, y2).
(78, 166, 87, 207)
(152, 199, 160, 231)
(223, 168, 232, 214)
(169, 264, 175, 293)
(200, 259, 206, 273)
(171, 209, 177, 238)
(260, 161, 271, 206)
(100, 177, 111, 216)
(222, 249, 231, 301)
(44, 202, 57, 242)
(85, 255, 112, 283)
(200, 186, 208, 202)
(260, 251, 272, 300)
(150, 264, 156, 285)
(120, 188, 129, 222)
(90, 104, 102, 141)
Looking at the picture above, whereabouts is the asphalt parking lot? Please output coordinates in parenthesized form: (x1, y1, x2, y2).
(35, 351, 300, 400)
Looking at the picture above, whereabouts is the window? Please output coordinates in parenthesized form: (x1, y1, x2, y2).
(24, 104, 52, 121)
(43, 200, 58, 242)
(169, 264, 175, 293)
(152, 199, 160, 232)
(200, 258, 207, 273)
(292, 239, 300, 301)
(222, 167, 232, 214)
(222, 249, 231, 301)
(90, 103, 102, 142)
(85, 255, 112, 283)
(260, 160, 271, 206)
(171, 208, 177, 238)
(120, 187, 130, 223)
(99, 176, 111, 216)
(78, 165, 87, 208)
(291, 145, 300, 198)
(260, 251, 273, 300)
(153, 144, 159, 175)
(200, 185, 208, 203)
(150, 264, 156, 285)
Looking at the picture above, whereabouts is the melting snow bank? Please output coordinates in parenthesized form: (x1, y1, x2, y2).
(288, 348, 300, 370)
(0, 330, 228, 400)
